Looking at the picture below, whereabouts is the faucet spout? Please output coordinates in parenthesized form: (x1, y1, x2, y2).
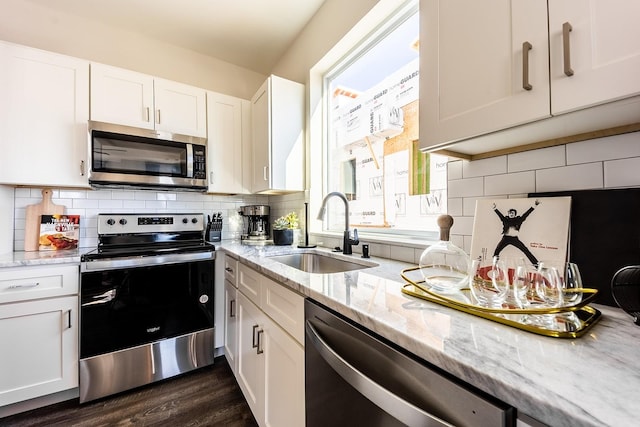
(317, 191, 359, 255)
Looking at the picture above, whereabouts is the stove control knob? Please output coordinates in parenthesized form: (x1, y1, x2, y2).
(191, 218, 198, 224)
(119, 218, 127, 225)
(182, 218, 188, 224)
(106, 218, 115, 226)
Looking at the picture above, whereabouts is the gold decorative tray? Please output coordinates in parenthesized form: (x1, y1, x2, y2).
(401, 266, 601, 339)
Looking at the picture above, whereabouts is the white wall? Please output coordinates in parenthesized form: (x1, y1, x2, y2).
(0, 1, 265, 99)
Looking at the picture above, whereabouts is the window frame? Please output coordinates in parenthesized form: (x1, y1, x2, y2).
(316, 0, 442, 245)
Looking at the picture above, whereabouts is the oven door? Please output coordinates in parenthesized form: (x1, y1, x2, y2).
(80, 259, 214, 359)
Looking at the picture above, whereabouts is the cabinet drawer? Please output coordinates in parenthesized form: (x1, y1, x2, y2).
(238, 263, 261, 306)
(224, 255, 238, 286)
(261, 276, 304, 345)
(0, 265, 79, 304)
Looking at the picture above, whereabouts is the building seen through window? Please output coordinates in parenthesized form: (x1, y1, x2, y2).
(324, 4, 447, 236)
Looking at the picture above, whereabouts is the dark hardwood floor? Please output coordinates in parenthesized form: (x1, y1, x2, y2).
(1, 357, 258, 427)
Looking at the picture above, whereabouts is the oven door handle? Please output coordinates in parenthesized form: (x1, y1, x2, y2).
(305, 320, 453, 427)
(82, 289, 116, 307)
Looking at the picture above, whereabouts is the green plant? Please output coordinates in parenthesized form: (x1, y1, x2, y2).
(273, 211, 299, 230)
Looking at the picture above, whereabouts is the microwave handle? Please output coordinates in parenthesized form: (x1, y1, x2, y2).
(186, 144, 194, 178)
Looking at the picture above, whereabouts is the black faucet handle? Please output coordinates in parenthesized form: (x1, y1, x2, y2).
(350, 228, 359, 245)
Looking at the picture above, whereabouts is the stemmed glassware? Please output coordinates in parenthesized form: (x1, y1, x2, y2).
(469, 256, 510, 308)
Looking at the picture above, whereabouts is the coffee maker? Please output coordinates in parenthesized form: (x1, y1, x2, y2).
(239, 205, 270, 243)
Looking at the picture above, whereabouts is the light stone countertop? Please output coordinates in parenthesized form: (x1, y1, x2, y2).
(220, 242, 639, 427)
(0, 249, 84, 268)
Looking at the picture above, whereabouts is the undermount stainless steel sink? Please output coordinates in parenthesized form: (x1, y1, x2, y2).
(268, 252, 376, 274)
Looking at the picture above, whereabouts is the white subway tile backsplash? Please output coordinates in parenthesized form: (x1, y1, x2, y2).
(508, 145, 565, 172)
(535, 162, 603, 192)
(462, 156, 506, 178)
(463, 196, 496, 216)
(98, 199, 124, 209)
(59, 190, 87, 199)
(604, 157, 640, 188)
(567, 132, 640, 164)
(451, 215, 474, 236)
(484, 171, 535, 196)
(447, 160, 463, 180)
(447, 198, 463, 216)
(390, 245, 415, 263)
(72, 199, 100, 209)
(448, 177, 484, 197)
(123, 200, 146, 209)
(134, 191, 159, 200)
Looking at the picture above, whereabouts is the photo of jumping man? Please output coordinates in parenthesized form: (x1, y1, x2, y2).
(492, 199, 540, 265)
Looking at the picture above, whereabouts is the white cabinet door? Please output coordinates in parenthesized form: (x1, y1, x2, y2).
(224, 279, 239, 375)
(549, 0, 640, 114)
(90, 64, 206, 137)
(90, 63, 154, 129)
(250, 75, 304, 193)
(154, 78, 207, 137)
(251, 79, 271, 193)
(0, 296, 78, 406)
(263, 315, 305, 427)
(420, 0, 550, 151)
(236, 292, 265, 423)
(207, 92, 248, 193)
(0, 42, 89, 187)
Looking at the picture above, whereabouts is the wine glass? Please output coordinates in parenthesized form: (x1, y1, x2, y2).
(469, 257, 509, 308)
(537, 261, 584, 307)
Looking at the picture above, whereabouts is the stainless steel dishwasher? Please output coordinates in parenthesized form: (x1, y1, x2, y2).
(305, 299, 515, 426)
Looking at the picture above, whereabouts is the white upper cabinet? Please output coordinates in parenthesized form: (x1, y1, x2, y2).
(251, 75, 304, 194)
(549, 0, 640, 114)
(421, 0, 550, 150)
(90, 64, 154, 130)
(91, 63, 207, 137)
(0, 42, 90, 187)
(420, 0, 640, 157)
(154, 78, 207, 137)
(207, 91, 250, 194)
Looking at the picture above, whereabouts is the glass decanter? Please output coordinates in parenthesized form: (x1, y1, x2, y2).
(419, 215, 470, 294)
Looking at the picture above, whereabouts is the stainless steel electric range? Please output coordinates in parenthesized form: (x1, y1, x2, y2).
(79, 213, 216, 403)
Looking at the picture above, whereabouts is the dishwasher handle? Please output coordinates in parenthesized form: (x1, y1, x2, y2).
(305, 320, 454, 427)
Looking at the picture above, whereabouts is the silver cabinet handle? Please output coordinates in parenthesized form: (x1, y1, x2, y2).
(562, 22, 574, 76)
(82, 289, 116, 306)
(66, 309, 72, 329)
(145, 107, 150, 122)
(256, 329, 264, 355)
(8, 282, 39, 289)
(522, 41, 533, 90)
(156, 109, 161, 124)
(263, 166, 268, 182)
(306, 320, 453, 427)
(210, 171, 214, 184)
(229, 299, 236, 318)
(252, 324, 260, 348)
(80, 160, 85, 176)
(225, 267, 234, 273)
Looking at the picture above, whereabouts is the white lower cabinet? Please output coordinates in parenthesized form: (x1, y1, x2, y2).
(0, 265, 79, 408)
(224, 278, 238, 375)
(232, 262, 305, 427)
(0, 295, 78, 407)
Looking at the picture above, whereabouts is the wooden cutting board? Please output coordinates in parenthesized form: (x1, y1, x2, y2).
(24, 189, 65, 251)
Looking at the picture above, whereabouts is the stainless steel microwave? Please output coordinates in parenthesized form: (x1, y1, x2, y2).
(88, 121, 207, 192)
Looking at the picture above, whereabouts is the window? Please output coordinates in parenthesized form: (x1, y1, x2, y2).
(322, 2, 447, 239)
